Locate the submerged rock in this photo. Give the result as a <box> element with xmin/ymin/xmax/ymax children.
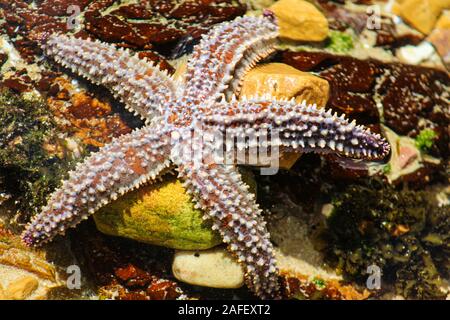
<box><xmin>94</xmin><ymin>175</ymin><xmax>222</xmax><ymax>250</ymax></box>
<box><xmin>0</xmin><ymin>224</ymin><xmax>61</xmax><ymax>300</ymax></box>
<box><xmin>94</xmin><ymin>169</ymin><xmax>256</xmax><ymax>250</ymax></box>
<box><xmin>427</xmin><ymin>11</ymin><xmax>450</xmax><ymax>68</ymax></box>
<box><xmin>239</xmin><ymin>62</ymin><xmax>330</xmax><ymax>169</ymax></box>
<box><xmin>324</xmin><ymin>182</ymin><xmax>449</xmax><ymax>299</ymax></box>
<box><xmin>393</xmin><ymin>0</ymin><xmax>449</xmax><ymax>35</ymax></box>
<box><xmin>68</xmin><ymin>221</ymin><xmax>184</xmax><ymax>300</ymax></box>
<box><xmin>270</xmin><ymin>0</ymin><xmax>329</xmax><ymax>42</ymax></box>
<box><xmin>172</xmin><ymin>247</ymin><xmax>245</xmax><ymax>289</ymax></box>
<box><xmin>5</xmin><ymin>276</ymin><xmax>39</xmax><ymax>300</ymax></box>
<box><xmin>172</xmin><ymin>245</ymin><xmax>370</xmax><ymax>299</ymax></box>
<box><xmin>239</xmin><ymin>63</ymin><xmax>330</xmax><ymax>107</ymax></box>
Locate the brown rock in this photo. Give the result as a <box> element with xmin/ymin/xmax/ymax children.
<box><xmin>6</xmin><ymin>276</ymin><xmax>39</xmax><ymax>300</ymax></box>
<box><xmin>270</xmin><ymin>0</ymin><xmax>329</xmax><ymax>41</ymax></box>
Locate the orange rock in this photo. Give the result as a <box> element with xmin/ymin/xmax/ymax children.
<box><xmin>394</xmin><ymin>0</ymin><xmax>450</xmax><ymax>34</ymax></box>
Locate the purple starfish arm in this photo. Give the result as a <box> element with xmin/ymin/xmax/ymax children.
<box><xmin>201</xmin><ymin>97</ymin><xmax>391</xmax><ymax>161</ymax></box>
<box><xmin>45</xmin><ymin>34</ymin><xmax>177</xmax><ymax>121</ymax></box>
<box><xmin>177</xmin><ymin>152</ymin><xmax>281</xmax><ymax>299</ymax></box>
<box><xmin>22</xmin><ymin>126</ymin><xmax>172</xmax><ymax>246</ymax></box>
<box><xmin>183</xmin><ymin>14</ymin><xmax>278</xmax><ymax>105</ymax></box>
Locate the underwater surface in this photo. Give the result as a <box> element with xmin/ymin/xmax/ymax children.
<box><xmin>0</xmin><ymin>0</ymin><xmax>448</xmax><ymax>300</ymax></box>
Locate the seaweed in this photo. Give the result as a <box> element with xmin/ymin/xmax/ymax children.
<box><xmin>326</xmin><ymin>31</ymin><xmax>354</xmax><ymax>53</ymax></box>
<box><xmin>0</xmin><ymin>88</ymin><xmax>80</xmax><ymax>221</ymax></box>
<box><xmin>414</xmin><ymin>129</ymin><xmax>438</xmax><ymax>153</ymax></box>
<box><xmin>324</xmin><ymin>181</ymin><xmax>449</xmax><ymax>299</ymax></box>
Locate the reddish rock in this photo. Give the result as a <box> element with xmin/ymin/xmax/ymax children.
<box><xmin>85</xmin><ymin>15</ymin><xmax>149</xmax><ymax>47</ymax></box>
<box><xmin>283</xmin><ymin>51</ymin><xmax>381</xmax><ymax>125</ymax></box>
<box><xmin>39</xmin><ymin>0</ymin><xmax>91</xmax><ymax>16</ymax></box>
<box><xmin>110</xmin><ymin>4</ymin><xmax>154</xmax><ymax>19</ymax></box>
<box><xmin>132</xmin><ymin>23</ymin><xmax>184</xmax><ymax>45</ymax></box>
<box><xmin>148</xmin><ymin>0</ymin><xmax>176</xmax><ymax>14</ymax></box>
<box><xmin>0</xmin><ymin>0</ymin><xmax>245</xmax><ymax>73</ymax></box>
<box><xmin>115</xmin><ymin>264</ymin><xmax>153</xmax><ymax>288</ymax></box>
<box><xmin>1</xmin><ymin>77</ymin><xmax>31</xmax><ymax>93</ymax></box>
<box><xmin>69</xmin><ymin>221</ymin><xmax>184</xmax><ymax>300</ymax></box>
<box><xmin>146</xmin><ymin>280</ymin><xmax>181</xmax><ymax>300</ymax></box>
<box><xmin>169</xmin><ymin>0</ymin><xmax>208</xmax><ymax>19</ymax></box>
<box><xmin>28</xmin><ymin>21</ymin><xmax>68</xmax><ymax>42</ymax></box>
<box><xmin>138</xmin><ymin>51</ymin><xmax>176</xmax><ymax>74</ymax></box>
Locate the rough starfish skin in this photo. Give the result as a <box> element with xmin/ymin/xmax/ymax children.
<box><xmin>22</xmin><ymin>13</ymin><xmax>390</xmax><ymax>299</ymax></box>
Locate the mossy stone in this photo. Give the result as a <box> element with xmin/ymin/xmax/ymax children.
<box><xmin>93</xmin><ymin>175</ymin><xmax>223</xmax><ymax>250</ymax></box>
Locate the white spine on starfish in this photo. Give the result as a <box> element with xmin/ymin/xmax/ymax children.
<box><xmin>175</xmin><ymin>148</ymin><xmax>281</xmax><ymax>299</ymax></box>
<box><xmin>200</xmin><ymin>96</ymin><xmax>391</xmax><ymax>161</ymax></box>
<box><xmin>45</xmin><ymin>34</ymin><xmax>178</xmax><ymax>122</ymax></box>
<box><xmin>183</xmin><ymin>15</ymin><xmax>278</xmax><ymax>106</ymax></box>
<box><xmin>22</xmin><ymin>126</ymin><xmax>172</xmax><ymax>246</ymax></box>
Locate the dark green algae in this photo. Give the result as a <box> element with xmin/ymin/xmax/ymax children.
<box><xmin>0</xmin><ymin>88</ymin><xmax>80</xmax><ymax>222</ymax></box>
<box><xmin>324</xmin><ymin>181</ymin><xmax>449</xmax><ymax>299</ymax></box>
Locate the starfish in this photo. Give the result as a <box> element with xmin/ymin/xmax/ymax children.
<box><xmin>22</xmin><ymin>12</ymin><xmax>390</xmax><ymax>299</ymax></box>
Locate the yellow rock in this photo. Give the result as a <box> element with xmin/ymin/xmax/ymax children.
<box><xmin>0</xmin><ymin>283</ymin><xmax>5</xmax><ymax>300</ymax></box>
<box><xmin>0</xmin><ymin>224</ymin><xmax>60</xmax><ymax>300</ymax></box>
<box><xmin>270</xmin><ymin>0</ymin><xmax>329</xmax><ymax>41</ymax></box>
<box><xmin>240</xmin><ymin>63</ymin><xmax>329</xmax><ymax>107</ymax></box>
<box><xmin>435</xmin><ymin>10</ymin><xmax>450</xmax><ymax>28</ymax></box>
<box><xmin>6</xmin><ymin>276</ymin><xmax>39</xmax><ymax>300</ymax></box>
<box><xmin>394</xmin><ymin>0</ymin><xmax>450</xmax><ymax>34</ymax></box>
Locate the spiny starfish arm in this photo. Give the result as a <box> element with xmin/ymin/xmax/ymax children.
<box><xmin>183</xmin><ymin>14</ymin><xmax>278</xmax><ymax>106</ymax></box>
<box><xmin>176</xmin><ymin>152</ymin><xmax>281</xmax><ymax>299</ymax></box>
<box><xmin>200</xmin><ymin>97</ymin><xmax>391</xmax><ymax>161</ymax></box>
<box><xmin>22</xmin><ymin>126</ymin><xmax>172</xmax><ymax>246</ymax></box>
<box><xmin>44</xmin><ymin>34</ymin><xmax>177</xmax><ymax>122</ymax></box>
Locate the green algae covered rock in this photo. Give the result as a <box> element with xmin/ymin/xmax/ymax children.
<box><xmin>93</xmin><ymin>175</ymin><xmax>222</xmax><ymax>250</ymax></box>
<box><xmin>94</xmin><ymin>169</ymin><xmax>257</xmax><ymax>250</ymax></box>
